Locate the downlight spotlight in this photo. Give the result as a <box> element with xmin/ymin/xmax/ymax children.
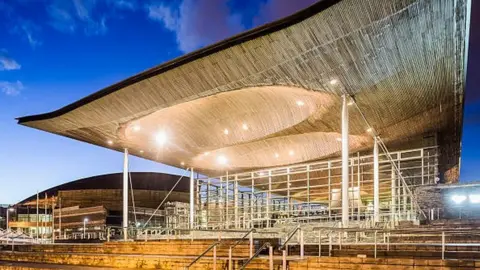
<box><xmin>451</xmin><ymin>195</ymin><xmax>467</xmax><ymax>204</ymax></box>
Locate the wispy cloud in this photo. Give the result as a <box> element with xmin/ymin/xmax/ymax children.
<box><xmin>109</xmin><ymin>0</ymin><xmax>137</xmax><ymax>11</ymax></box>
<box><xmin>13</xmin><ymin>20</ymin><xmax>42</xmax><ymax>49</ymax></box>
<box><xmin>147</xmin><ymin>0</ymin><xmax>245</xmax><ymax>53</ymax></box>
<box><xmin>0</xmin><ymin>81</ymin><xmax>24</xmax><ymax>96</ymax></box>
<box><xmin>0</xmin><ymin>50</ymin><xmax>21</xmax><ymax>71</ymax></box>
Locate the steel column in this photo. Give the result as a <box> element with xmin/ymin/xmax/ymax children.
<box><xmin>123</xmin><ymin>148</ymin><xmax>129</xmax><ymax>241</ymax></box>
<box><xmin>341</xmin><ymin>94</ymin><xmax>350</xmax><ymax>226</ymax></box>
<box><xmin>190</xmin><ymin>168</ymin><xmax>195</xmax><ymax>229</ymax></box>
<box><xmin>373</xmin><ymin>137</ymin><xmax>380</xmax><ymax>223</ymax></box>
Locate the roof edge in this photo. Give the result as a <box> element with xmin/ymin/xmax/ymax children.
<box><xmin>17</xmin><ymin>0</ymin><xmax>342</xmax><ymax>124</ymax></box>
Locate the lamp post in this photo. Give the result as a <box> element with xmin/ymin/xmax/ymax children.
<box><xmin>83</xmin><ymin>218</ymin><xmax>88</xmax><ymax>239</ymax></box>
<box><xmin>6</xmin><ymin>208</ymin><xmax>14</xmax><ymax>230</ymax></box>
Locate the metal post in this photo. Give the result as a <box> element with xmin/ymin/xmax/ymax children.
<box><xmin>228</xmin><ymin>247</ymin><xmax>233</xmax><ymax>270</ymax></box>
<box><xmin>421</xmin><ymin>149</ymin><xmax>425</xmax><ymax>185</ymax></box>
<box><xmin>341</xmin><ymin>94</ymin><xmax>350</xmax><ymax>227</ymax></box>
<box><xmin>123</xmin><ymin>148</ymin><xmax>129</xmax><ymax>241</ymax></box>
<box><xmin>6</xmin><ymin>208</ymin><xmax>9</xmax><ymax>230</ymax></box>
<box><xmin>213</xmin><ymin>246</ymin><xmax>217</xmax><ymax>270</ymax></box>
<box><xmin>373</xmin><ymin>137</ymin><xmax>380</xmax><ymax>223</ymax></box>
<box><xmin>226</xmin><ymin>171</ymin><xmax>229</xmax><ymax>228</ymax></box>
<box><xmin>206</xmin><ymin>179</ymin><xmax>210</xmax><ymax>227</ymax></box>
<box><xmin>249</xmin><ymin>231</ymin><xmax>254</xmax><ymax>257</ymax></box>
<box><xmin>251</xmin><ymin>173</ymin><xmax>254</xmax><ymax>229</ymax></box>
<box><xmin>357</xmin><ymin>152</ymin><xmax>361</xmax><ymax>221</ymax></box>
<box><xmin>328</xmin><ymin>161</ymin><xmax>331</xmax><ymax>219</ymax></box>
<box><xmin>234</xmin><ymin>175</ymin><xmax>239</xmax><ymax>229</ymax></box>
<box><xmin>300</xmin><ymin>228</ymin><xmax>304</xmax><ymax>259</ymax></box>
<box><xmin>59</xmin><ymin>197</ymin><xmax>62</xmax><ymax>239</ymax></box>
<box><xmin>282</xmin><ymin>250</ymin><xmax>287</xmax><ymax>270</ymax></box>
<box><xmin>391</xmin><ymin>166</ymin><xmax>396</xmax><ymax>221</ymax></box>
<box><xmin>318</xmin><ymin>230</ymin><xmax>322</xmax><ymax>257</ymax></box>
<box><xmin>287</xmin><ymin>168</ymin><xmax>291</xmax><ymax>219</ymax></box>
<box><xmin>307</xmin><ymin>165</ymin><xmax>311</xmax><ymax>221</ymax></box>
<box><xmin>190</xmin><ymin>168</ymin><xmax>195</xmax><ymax>229</ymax></box>
<box><xmin>267</xmin><ymin>171</ymin><xmax>271</xmax><ymax>228</ymax></box>
<box><xmin>442</xmin><ymin>231</ymin><xmax>445</xmax><ymax>260</ymax></box>
<box><xmin>374</xmin><ymin>230</ymin><xmax>377</xmax><ymax>258</ymax></box>
<box><xmin>269</xmin><ymin>246</ymin><xmax>273</xmax><ymax>270</ymax></box>
<box><xmin>328</xmin><ymin>234</ymin><xmax>332</xmax><ymax>257</ymax></box>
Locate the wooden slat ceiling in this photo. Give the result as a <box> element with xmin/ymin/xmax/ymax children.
<box><xmin>17</xmin><ymin>0</ymin><xmax>467</xmax><ymax>177</ymax></box>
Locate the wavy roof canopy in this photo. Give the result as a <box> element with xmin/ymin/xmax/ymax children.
<box><xmin>18</xmin><ymin>0</ymin><xmax>468</xmax><ymax>176</ymax></box>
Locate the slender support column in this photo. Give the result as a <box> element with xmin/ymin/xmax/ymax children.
<box><xmin>234</xmin><ymin>175</ymin><xmax>239</xmax><ymax>229</ymax></box>
<box><xmin>267</xmin><ymin>171</ymin><xmax>271</xmax><ymax>228</ymax></box>
<box><xmin>357</xmin><ymin>152</ymin><xmax>361</xmax><ymax>221</ymax></box>
<box><xmin>328</xmin><ymin>162</ymin><xmax>331</xmax><ymax>219</ymax></box>
<box><xmin>250</xmin><ymin>173</ymin><xmax>254</xmax><ymax>228</ymax></box>
<box><xmin>391</xmin><ymin>166</ymin><xmax>396</xmax><ymax>220</ymax></box>
<box><xmin>226</xmin><ymin>172</ymin><xmax>229</xmax><ymax>228</ymax></box>
<box><xmin>36</xmin><ymin>191</ymin><xmax>39</xmax><ymax>240</ymax></box>
<box><xmin>341</xmin><ymin>94</ymin><xmax>350</xmax><ymax>226</ymax></box>
<box><xmin>307</xmin><ymin>165</ymin><xmax>311</xmax><ymax>220</ymax></box>
<box><xmin>190</xmin><ymin>168</ymin><xmax>195</xmax><ymax>229</ymax></box>
<box><xmin>421</xmin><ymin>149</ymin><xmax>425</xmax><ymax>185</ymax></box>
<box><xmin>373</xmin><ymin>137</ymin><xmax>380</xmax><ymax>223</ymax></box>
<box><xmin>123</xmin><ymin>149</ymin><xmax>129</xmax><ymax>241</ymax></box>
<box><xmin>206</xmin><ymin>179</ymin><xmax>210</xmax><ymax>227</ymax></box>
<box><xmin>287</xmin><ymin>168</ymin><xmax>291</xmax><ymax>219</ymax></box>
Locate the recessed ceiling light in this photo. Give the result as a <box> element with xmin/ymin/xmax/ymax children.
<box><xmin>132</xmin><ymin>125</ymin><xmax>141</xmax><ymax>132</ymax></box>
<box><xmin>330</xmin><ymin>79</ymin><xmax>338</xmax><ymax>85</ymax></box>
<box><xmin>366</xmin><ymin>128</ymin><xmax>373</xmax><ymax>133</ymax></box>
<box><xmin>274</xmin><ymin>153</ymin><xmax>279</xmax><ymax>158</ymax></box>
<box><xmin>242</xmin><ymin>123</ymin><xmax>248</xmax><ymax>130</ymax></box>
<box><xmin>347</xmin><ymin>100</ymin><xmax>354</xmax><ymax>106</ymax></box>
<box><xmin>140</xmin><ymin>150</ymin><xmax>144</xmax><ymax>153</ymax></box>
<box><xmin>296</xmin><ymin>100</ymin><xmax>305</xmax><ymax>107</ymax></box>
<box><xmin>155</xmin><ymin>131</ymin><xmax>167</xmax><ymax>146</ymax></box>
<box><xmin>289</xmin><ymin>150</ymin><xmax>295</xmax><ymax>156</ymax></box>
<box><xmin>204</xmin><ymin>152</ymin><xmax>210</xmax><ymax>156</ymax></box>
<box><xmin>336</xmin><ymin>138</ymin><xmax>342</xmax><ymax>142</ymax></box>
<box><xmin>223</xmin><ymin>129</ymin><xmax>229</xmax><ymax>135</ymax></box>
<box><xmin>107</xmin><ymin>140</ymin><xmax>113</xmax><ymax>145</ymax></box>
<box><xmin>217</xmin><ymin>155</ymin><xmax>228</xmax><ymax>165</ymax></box>
<box><xmin>181</xmin><ymin>161</ymin><xmax>185</xmax><ymax>166</ymax></box>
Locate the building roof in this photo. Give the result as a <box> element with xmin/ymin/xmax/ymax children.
<box><xmin>18</xmin><ymin>172</ymin><xmax>189</xmax><ymax>204</ymax></box>
<box><xmin>17</xmin><ymin>0</ymin><xmax>468</xmax><ymax>176</ymax></box>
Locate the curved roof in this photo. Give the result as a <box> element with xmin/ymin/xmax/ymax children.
<box><xmin>17</xmin><ymin>0</ymin><xmax>468</xmax><ymax>177</ymax></box>
<box><xmin>19</xmin><ymin>172</ymin><xmax>189</xmax><ymax>204</ymax></box>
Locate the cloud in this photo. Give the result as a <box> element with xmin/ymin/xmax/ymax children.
<box><xmin>0</xmin><ymin>50</ymin><xmax>21</xmax><ymax>71</ymax></box>
<box><xmin>47</xmin><ymin>4</ymin><xmax>77</xmax><ymax>33</ymax></box>
<box><xmin>13</xmin><ymin>20</ymin><xmax>42</xmax><ymax>48</ymax></box>
<box><xmin>253</xmin><ymin>0</ymin><xmax>318</xmax><ymax>26</ymax></box>
<box><xmin>110</xmin><ymin>0</ymin><xmax>137</xmax><ymax>11</ymax></box>
<box><xmin>0</xmin><ymin>81</ymin><xmax>24</xmax><ymax>96</ymax></box>
<box><xmin>147</xmin><ymin>0</ymin><xmax>245</xmax><ymax>53</ymax></box>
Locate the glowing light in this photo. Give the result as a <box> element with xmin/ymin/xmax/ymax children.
<box><xmin>330</xmin><ymin>79</ymin><xmax>338</xmax><ymax>85</ymax></box>
<box><xmin>217</xmin><ymin>155</ymin><xmax>228</xmax><ymax>165</ymax></box>
<box><xmin>204</xmin><ymin>152</ymin><xmax>210</xmax><ymax>156</ymax></box>
<box><xmin>155</xmin><ymin>131</ymin><xmax>168</xmax><ymax>146</ymax></box>
<box><xmin>274</xmin><ymin>153</ymin><xmax>279</xmax><ymax>159</ymax></box>
<box><xmin>223</xmin><ymin>129</ymin><xmax>229</xmax><ymax>135</ymax></box>
<box><xmin>347</xmin><ymin>100</ymin><xmax>354</xmax><ymax>106</ymax></box>
<box><xmin>289</xmin><ymin>150</ymin><xmax>295</xmax><ymax>156</ymax></box>
<box><xmin>452</xmin><ymin>195</ymin><xmax>467</xmax><ymax>204</ymax></box>
<box><xmin>242</xmin><ymin>123</ymin><xmax>249</xmax><ymax>130</ymax></box>
<box><xmin>107</xmin><ymin>140</ymin><xmax>113</xmax><ymax>145</ymax></box>
<box><xmin>139</xmin><ymin>150</ymin><xmax>144</xmax><ymax>154</ymax></box>
<box><xmin>258</xmin><ymin>171</ymin><xmax>265</xmax><ymax>176</ymax></box>
<box><xmin>84</xmin><ymin>218</ymin><xmax>89</xmax><ymax>222</ymax></box>
<box><xmin>296</xmin><ymin>100</ymin><xmax>305</xmax><ymax>107</ymax></box>
<box><xmin>366</xmin><ymin>127</ymin><xmax>373</xmax><ymax>133</ymax></box>
<box><xmin>132</xmin><ymin>125</ymin><xmax>141</xmax><ymax>132</ymax></box>
<box><xmin>470</xmin><ymin>194</ymin><xmax>480</xmax><ymax>204</ymax></box>
<box><xmin>336</xmin><ymin>138</ymin><xmax>342</xmax><ymax>142</ymax></box>
<box><xmin>181</xmin><ymin>161</ymin><xmax>185</xmax><ymax>166</ymax></box>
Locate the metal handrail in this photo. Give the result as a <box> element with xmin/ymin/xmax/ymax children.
<box><xmin>184</xmin><ymin>241</ymin><xmax>221</xmax><ymax>269</ymax></box>
<box><xmin>240</xmin><ymin>242</ymin><xmax>271</xmax><ymax>270</ymax></box>
<box><xmin>230</xmin><ymin>228</ymin><xmax>255</xmax><ymax>250</ymax></box>
<box><xmin>278</xmin><ymin>225</ymin><xmax>300</xmax><ymax>250</ymax></box>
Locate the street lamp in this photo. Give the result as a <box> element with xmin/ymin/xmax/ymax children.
<box><xmin>83</xmin><ymin>218</ymin><xmax>88</xmax><ymax>239</ymax></box>
<box><xmin>6</xmin><ymin>208</ymin><xmax>14</xmax><ymax>230</ymax></box>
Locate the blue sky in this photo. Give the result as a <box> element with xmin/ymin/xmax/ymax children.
<box><xmin>0</xmin><ymin>0</ymin><xmax>478</xmax><ymax>204</ymax></box>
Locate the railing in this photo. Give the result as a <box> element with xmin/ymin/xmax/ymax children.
<box><xmin>184</xmin><ymin>241</ymin><xmax>220</xmax><ymax>270</ymax></box>
<box><xmin>278</xmin><ymin>225</ymin><xmax>304</xmax><ymax>259</ymax></box>
<box><xmin>228</xmin><ymin>228</ymin><xmax>255</xmax><ymax>270</ymax></box>
<box><xmin>240</xmin><ymin>242</ymin><xmax>272</xmax><ymax>270</ymax></box>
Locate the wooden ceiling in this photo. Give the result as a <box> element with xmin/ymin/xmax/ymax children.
<box><xmin>17</xmin><ymin>0</ymin><xmax>468</xmax><ymax>177</ymax></box>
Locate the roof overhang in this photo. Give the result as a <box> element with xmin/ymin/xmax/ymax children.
<box><xmin>18</xmin><ymin>0</ymin><xmax>468</xmax><ymax>177</ymax></box>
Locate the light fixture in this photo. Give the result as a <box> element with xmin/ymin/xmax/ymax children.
<box><xmin>242</xmin><ymin>123</ymin><xmax>249</xmax><ymax>130</ymax></box>
<box><xmin>181</xmin><ymin>161</ymin><xmax>185</xmax><ymax>166</ymax></box>
<box><xmin>84</xmin><ymin>218</ymin><xmax>89</xmax><ymax>223</ymax></box>
<box><xmin>258</xmin><ymin>172</ymin><xmax>264</xmax><ymax>176</ymax></box>
<box><xmin>139</xmin><ymin>150</ymin><xmax>144</xmax><ymax>154</ymax></box>
<box><xmin>336</xmin><ymin>138</ymin><xmax>342</xmax><ymax>142</ymax></box>
<box><xmin>366</xmin><ymin>127</ymin><xmax>373</xmax><ymax>133</ymax></box>
<box><xmin>223</xmin><ymin>129</ymin><xmax>229</xmax><ymax>135</ymax></box>
<box><xmin>107</xmin><ymin>140</ymin><xmax>113</xmax><ymax>145</ymax></box>
<box><xmin>204</xmin><ymin>152</ymin><xmax>210</xmax><ymax>156</ymax></box>
<box><xmin>452</xmin><ymin>195</ymin><xmax>467</xmax><ymax>204</ymax></box>
<box><xmin>274</xmin><ymin>153</ymin><xmax>279</xmax><ymax>159</ymax></box>
<box><xmin>296</xmin><ymin>100</ymin><xmax>305</xmax><ymax>107</ymax></box>
<box><xmin>132</xmin><ymin>125</ymin><xmax>141</xmax><ymax>132</ymax></box>
<box><xmin>330</xmin><ymin>79</ymin><xmax>338</xmax><ymax>85</ymax></box>
<box><xmin>347</xmin><ymin>100</ymin><xmax>354</xmax><ymax>106</ymax></box>
<box><xmin>470</xmin><ymin>194</ymin><xmax>480</xmax><ymax>204</ymax></box>
<box><xmin>289</xmin><ymin>150</ymin><xmax>295</xmax><ymax>156</ymax></box>
<box><xmin>155</xmin><ymin>131</ymin><xmax>168</xmax><ymax>146</ymax></box>
<box><xmin>217</xmin><ymin>155</ymin><xmax>228</xmax><ymax>165</ymax></box>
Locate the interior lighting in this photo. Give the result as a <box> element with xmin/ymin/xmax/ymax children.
<box><xmin>204</xmin><ymin>152</ymin><xmax>210</xmax><ymax>156</ymax></box>
<box><xmin>347</xmin><ymin>100</ymin><xmax>354</xmax><ymax>106</ymax></box>
<box><xmin>107</xmin><ymin>140</ymin><xmax>113</xmax><ymax>145</ymax></box>
<box><xmin>274</xmin><ymin>153</ymin><xmax>279</xmax><ymax>159</ymax></box>
<box><xmin>366</xmin><ymin>127</ymin><xmax>373</xmax><ymax>133</ymax></box>
<box><xmin>296</xmin><ymin>100</ymin><xmax>305</xmax><ymax>107</ymax></box>
<box><xmin>336</xmin><ymin>138</ymin><xmax>342</xmax><ymax>142</ymax></box>
<box><xmin>139</xmin><ymin>150</ymin><xmax>144</xmax><ymax>154</ymax></box>
<box><xmin>155</xmin><ymin>131</ymin><xmax>168</xmax><ymax>146</ymax></box>
<box><xmin>132</xmin><ymin>125</ymin><xmax>141</xmax><ymax>132</ymax></box>
<box><xmin>242</xmin><ymin>123</ymin><xmax>249</xmax><ymax>130</ymax></box>
<box><xmin>289</xmin><ymin>150</ymin><xmax>295</xmax><ymax>156</ymax></box>
<box><xmin>452</xmin><ymin>195</ymin><xmax>467</xmax><ymax>204</ymax></box>
<box><xmin>330</xmin><ymin>79</ymin><xmax>338</xmax><ymax>85</ymax></box>
<box><xmin>181</xmin><ymin>161</ymin><xmax>185</xmax><ymax>166</ymax></box>
<box><xmin>469</xmin><ymin>194</ymin><xmax>480</xmax><ymax>204</ymax></box>
<box><xmin>224</xmin><ymin>129</ymin><xmax>229</xmax><ymax>135</ymax></box>
<box><xmin>217</xmin><ymin>155</ymin><xmax>228</xmax><ymax>165</ymax></box>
